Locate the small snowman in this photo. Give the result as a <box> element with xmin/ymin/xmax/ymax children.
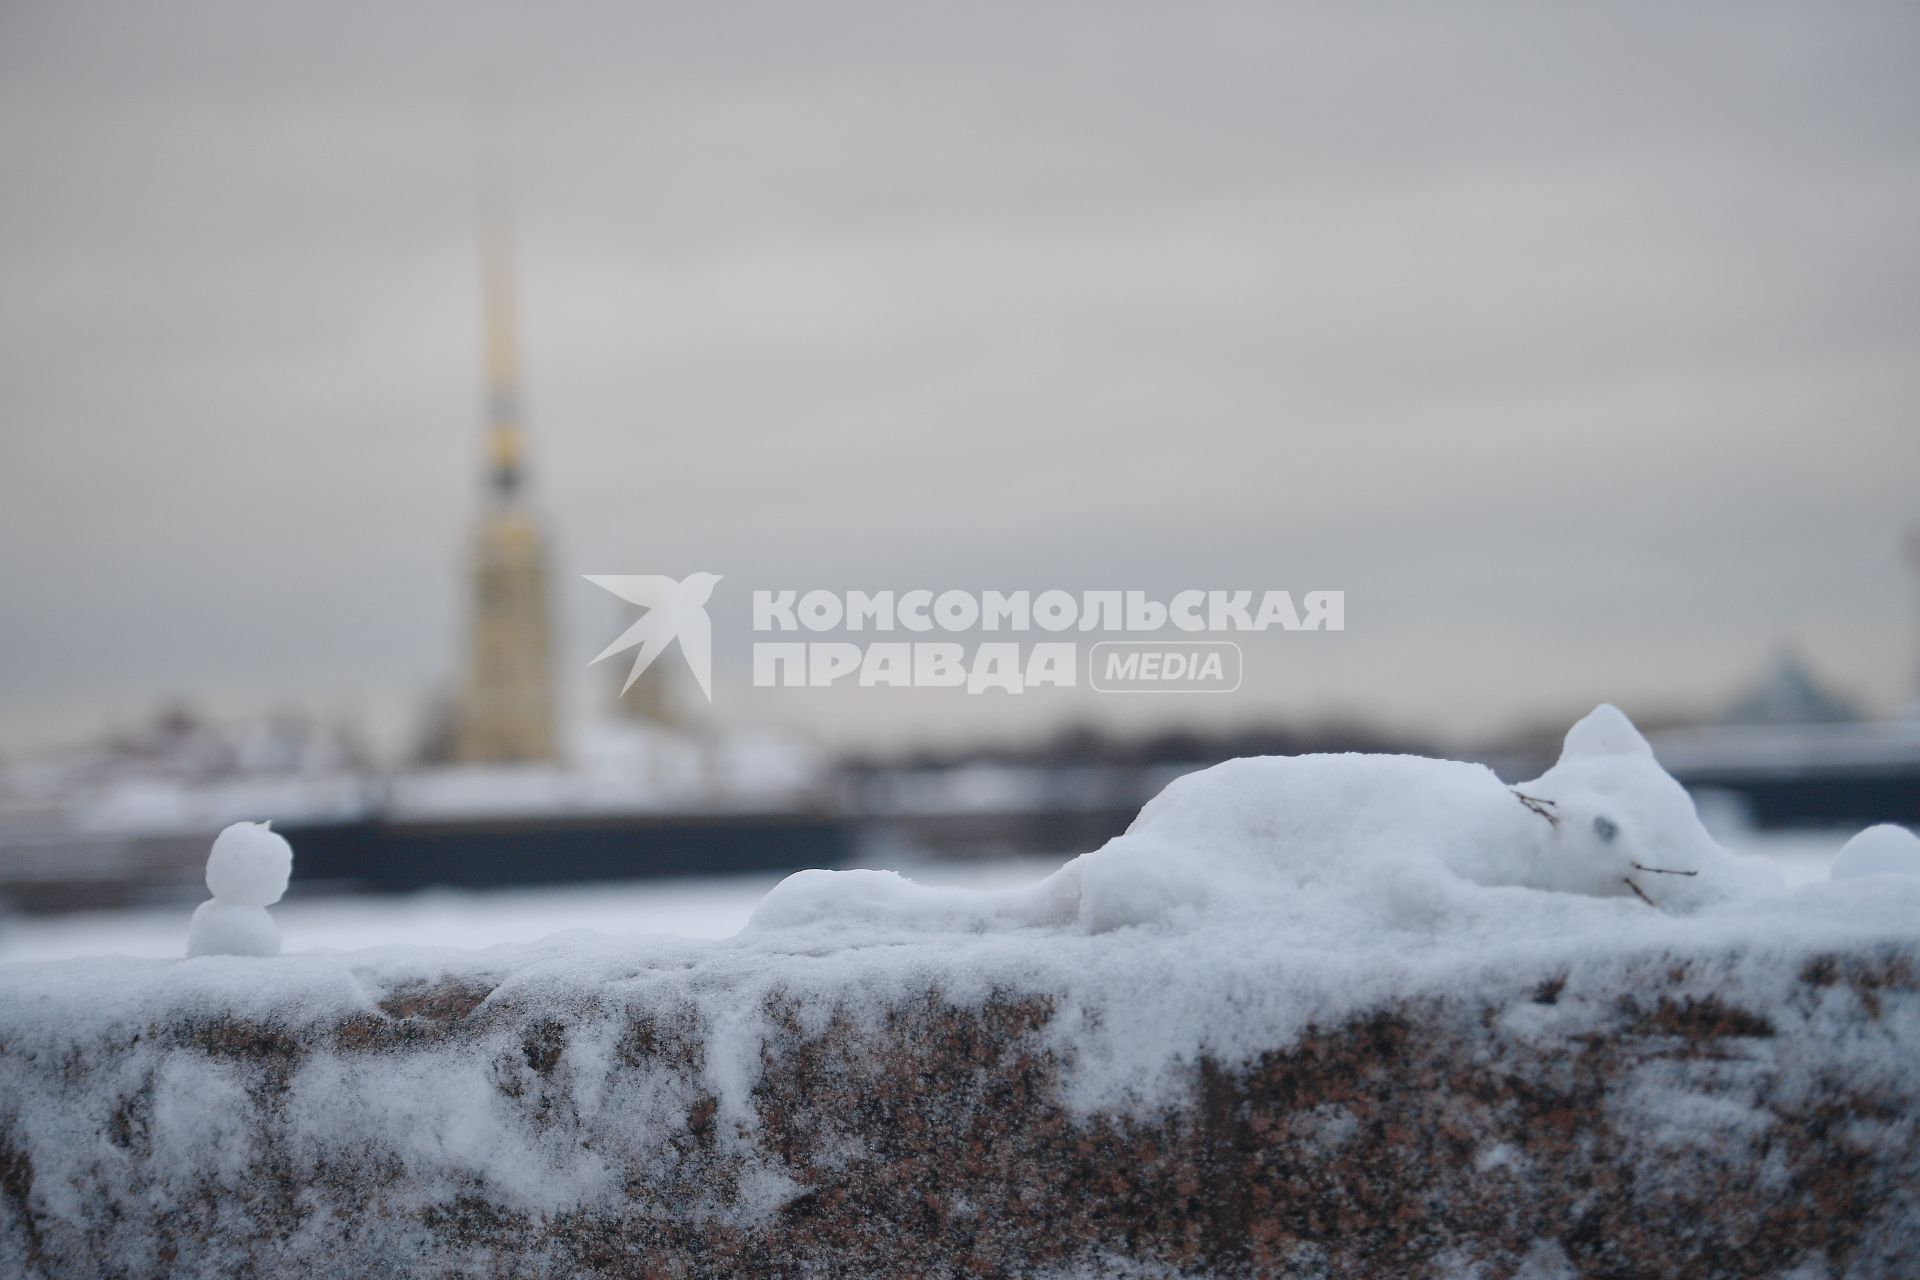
<box><xmin>186</xmin><ymin>821</ymin><xmax>293</xmax><ymax>957</ymax></box>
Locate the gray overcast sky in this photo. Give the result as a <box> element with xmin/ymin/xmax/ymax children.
<box><xmin>1</xmin><ymin>1</ymin><xmax>1917</xmax><ymax>754</ymax></box>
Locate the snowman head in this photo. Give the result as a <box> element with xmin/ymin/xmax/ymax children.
<box><xmin>1515</xmin><ymin>705</ymin><xmax>1728</xmax><ymax>907</ymax></box>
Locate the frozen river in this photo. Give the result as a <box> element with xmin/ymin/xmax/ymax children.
<box><xmin>0</xmin><ymin>832</ymin><xmax>1851</xmax><ymax>964</ymax></box>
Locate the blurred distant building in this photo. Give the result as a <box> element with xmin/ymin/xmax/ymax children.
<box><xmin>446</xmin><ymin>186</ymin><xmax>558</xmax><ymax>764</ymax></box>
<box><xmin>612</xmin><ymin>650</ymin><xmax>682</xmax><ymax>728</ymax></box>
<box><xmin>1645</xmin><ymin>645</ymin><xmax>1916</xmax><ymax>831</ymax></box>
<box><xmin>1720</xmin><ymin>649</ymin><xmax>1863</xmax><ymax>727</ymax></box>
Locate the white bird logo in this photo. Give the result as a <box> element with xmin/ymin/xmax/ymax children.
<box><xmin>583</xmin><ymin>572</ymin><xmax>723</xmax><ymax>702</ymax></box>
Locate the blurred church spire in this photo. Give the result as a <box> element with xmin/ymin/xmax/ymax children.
<box><xmin>447</xmin><ymin>127</ymin><xmax>559</xmax><ymax>764</ymax></box>
<box><xmin>480</xmin><ymin>160</ymin><xmax>526</xmax><ymax>499</ymax></box>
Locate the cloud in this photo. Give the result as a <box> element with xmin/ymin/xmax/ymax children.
<box><xmin>1</xmin><ymin>0</ymin><xmax>1917</xmax><ymax>749</ymax></box>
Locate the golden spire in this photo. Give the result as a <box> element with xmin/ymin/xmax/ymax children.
<box><xmin>443</xmin><ymin>116</ymin><xmax>560</xmax><ymax>766</ymax></box>
<box><xmin>478</xmin><ymin>136</ymin><xmax>525</xmax><ymax>499</ymax></box>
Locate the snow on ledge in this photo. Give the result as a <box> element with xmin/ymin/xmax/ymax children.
<box><xmin>2</xmin><ymin>707</ymin><xmax>1918</xmax><ymax>1274</ymax></box>
<box><xmin>4</xmin><ymin>705</ymin><xmax>1917</xmax><ymax>1111</ymax></box>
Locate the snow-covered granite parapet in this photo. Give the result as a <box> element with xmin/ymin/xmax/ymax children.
<box><xmin>3</xmin><ymin>707</ymin><xmax>1917</xmax><ymax>1277</ymax></box>
<box><xmin>3</xmin><ymin>920</ymin><xmax>1916</xmax><ymax>1278</ymax></box>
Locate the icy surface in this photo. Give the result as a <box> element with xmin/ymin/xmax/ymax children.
<box><xmin>0</xmin><ymin>859</ymin><xmax>1068</xmax><ymax>961</ymax></box>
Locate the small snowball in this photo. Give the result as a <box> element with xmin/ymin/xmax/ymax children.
<box><xmin>205</xmin><ymin>821</ymin><xmax>293</xmax><ymax>906</ymax></box>
<box><xmin>749</xmin><ymin>869</ymin><xmax>916</xmax><ymax>931</ymax></box>
<box><xmin>186</xmin><ymin>901</ymin><xmax>281</xmax><ymax>958</ymax></box>
<box><xmin>1832</xmin><ymin>824</ymin><xmax>1920</xmax><ymax>881</ymax></box>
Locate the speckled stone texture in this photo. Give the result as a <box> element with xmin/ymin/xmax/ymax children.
<box><xmin>3</xmin><ymin>948</ymin><xmax>1916</xmax><ymax>1279</ymax></box>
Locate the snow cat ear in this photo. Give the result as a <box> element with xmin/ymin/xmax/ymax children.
<box><xmin>1561</xmin><ymin>704</ymin><xmax>1654</xmax><ymax>760</ymax></box>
